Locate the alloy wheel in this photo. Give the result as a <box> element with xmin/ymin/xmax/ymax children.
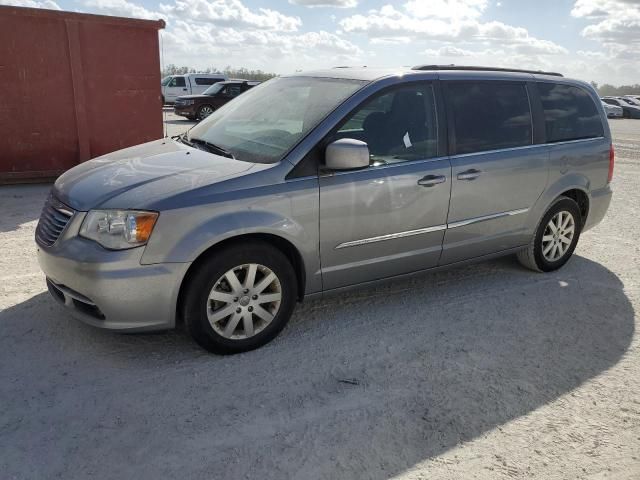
<box><xmin>541</xmin><ymin>210</ymin><xmax>575</xmax><ymax>262</ymax></box>
<box><xmin>199</xmin><ymin>106</ymin><xmax>214</xmax><ymax>119</ymax></box>
<box><xmin>207</xmin><ymin>264</ymin><xmax>282</xmax><ymax>339</ymax></box>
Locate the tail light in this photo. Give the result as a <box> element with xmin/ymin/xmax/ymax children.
<box><xmin>608</xmin><ymin>143</ymin><xmax>615</xmax><ymax>183</ymax></box>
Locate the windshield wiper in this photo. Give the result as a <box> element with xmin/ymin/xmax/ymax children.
<box><xmin>172</xmin><ymin>134</ymin><xmax>235</xmax><ymax>159</ymax></box>
<box><xmin>172</xmin><ymin>133</ymin><xmax>194</xmax><ymax>147</ymax></box>
<box><xmin>189</xmin><ymin>138</ymin><xmax>235</xmax><ymax>159</ymax></box>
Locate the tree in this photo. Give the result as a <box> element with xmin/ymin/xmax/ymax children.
<box><xmin>592</xmin><ymin>82</ymin><xmax>640</xmax><ymax>97</ymax></box>
<box><xmin>161</xmin><ymin>64</ymin><xmax>277</xmax><ymax>81</ymax></box>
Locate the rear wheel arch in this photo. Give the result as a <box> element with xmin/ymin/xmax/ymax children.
<box><xmin>560</xmin><ymin>188</ymin><xmax>590</xmax><ymax>226</ymax></box>
<box><xmin>176</xmin><ymin>233</ymin><xmax>306</xmax><ymax>325</ymax></box>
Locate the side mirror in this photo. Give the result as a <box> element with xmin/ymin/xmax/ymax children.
<box><xmin>325</xmin><ymin>139</ymin><xmax>370</xmax><ymax>170</ymax></box>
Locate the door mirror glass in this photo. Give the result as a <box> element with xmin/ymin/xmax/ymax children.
<box><xmin>325</xmin><ymin>139</ymin><xmax>370</xmax><ymax>170</ymax></box>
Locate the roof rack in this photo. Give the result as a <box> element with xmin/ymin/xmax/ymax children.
<box><xmin>411</xmin><ymin>65</ymin><xmax>563</xmax><ymax>77</ymax></box>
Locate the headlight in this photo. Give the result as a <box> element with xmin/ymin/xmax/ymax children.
<box><xmin>80</xmin><ymin>210</ymin><xmax>158</xmax><ymax>250</ymax></box>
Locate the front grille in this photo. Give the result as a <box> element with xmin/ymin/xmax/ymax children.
<box><xmin>36</xmin><ymin>195</ymin><xmax>74</xmax><ymax>247</ymax></box>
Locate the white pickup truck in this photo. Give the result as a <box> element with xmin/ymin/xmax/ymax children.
<box><xmin>161</xmin><ymin>73</ymin><xmax>227</xmax><ymax>104</ymax></box>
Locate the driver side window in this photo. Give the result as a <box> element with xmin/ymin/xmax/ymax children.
<box><xmin>335</xmin><ymin>83</ymin><xmax>438</xmax><ymax>165</ymax></box>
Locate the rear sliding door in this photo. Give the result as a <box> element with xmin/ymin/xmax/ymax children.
<box><xmin>440</xmin><ymin>80</ymin><xmax>549</xmax><ymax>265</ymax></box>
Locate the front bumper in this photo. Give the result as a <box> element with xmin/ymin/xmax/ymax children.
<box><xmin>37</xmin><ymin>213</ymin><xmax>190</xmax><ymax>332</ymax></box>
<box><xmin>173</xmin><ymin>104</ymin><xmax>196</xmax><ymax>117</ymax></box>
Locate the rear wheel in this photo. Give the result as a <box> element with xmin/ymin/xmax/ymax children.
<box><xmin>182</xmin><ymin>242</ymin><xmax>297</xmax><ymax>354</ymax></box>
<box><xmin>517</xmin><ymin>196</ymin><xmax>582</xmax><ymax>272</ymax></box>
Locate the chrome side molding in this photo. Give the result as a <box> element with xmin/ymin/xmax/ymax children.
<box><xmin>335</xmin><ymin>224</ymin><xmax>447</xmax><ymax>249</ymax></box>
<box><xmin>447</xmin><ymin>208</ymin><xmax>529</xmax><ymax>229</ymax></box>
<box><xmin>335</xmin><ymin>208</ymin><xmax>529</xmax><ymax>249</ymax></box>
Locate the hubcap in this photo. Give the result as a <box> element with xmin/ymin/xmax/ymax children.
<box><xmin>207</xmin><ymin>264</ymin><xmax>282</xmax><ymax>339</ymax></box>
<box><xmin>200</xmin><ymin>106</ymin><xmax>213</xmax><ymax>118</ymax></box>
<box><xmin>541</xmin><ymin>210</ymin><xmax>575</xmax><ymax>262</ymax></box>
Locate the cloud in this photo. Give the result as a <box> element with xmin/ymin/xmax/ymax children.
<box><xmin>288</xmin><ymin>0</ymin><xmax>357</xmax><ymax>8</ymax></box>
<box><xmin>339</xmin><ymin>4</ymin><xmax>568</xmax><ymax>55</ymax></box>
<box><xmin>405</xmin><ymin>0</ymin><xmax>488</xmax><ymax>20</ymax></box>
<box><xmin>569</xmin><ymin>0</ymin><xmax>640</xmax><ymax>82</ymax></box>
<box><xmin>80</xmin><ymin>0</ymin><xmax>162</xmax><ymax>20</ymax></box>
<box><xmin>161</xmin><ymin>20</ymin><xmax>362</xmax><ymax>71</ymax></box>
<box><xmin>159</xmin><ymin>0</ymin><xmax>301</xmax><ymax>31</ymax></box>
<box><xmin>0</xmin><ymin>0</ymin><xmax>60</xmax><ymax>9</ymax></box>
<box><xmin>423</xmin><ymin>46</ymin><xmax>477</xmax><ymax>57</ymax></box>
<box><xmin>571</xmin><ymin>0</ymin><xmax>640</xmax><ymax>45</ymax></box>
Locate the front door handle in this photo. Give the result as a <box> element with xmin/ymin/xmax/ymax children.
<box><xmin>417</xmin><ymin>174</ymin><xmax>446</xmax><ymax>187</ymax></box>
<box><xmin>457</xmin><ymin>169</ymin><xmax>482</xmax><ymax>181</ymax></box>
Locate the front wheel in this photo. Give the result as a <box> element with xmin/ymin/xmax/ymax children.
<box><xmin>517</xmin><ymin>196</ymin><xmax>582</xmax><ymax>272</ymax></box>
<box><xmin>182</xmin><ymin>242</ymin><xmax>298</xmax><ymax>354</ymax></box>
<box><xmin>197</xmin><ymin>104</ymin><xmax>215</xmax><ymax>120</ymax></box>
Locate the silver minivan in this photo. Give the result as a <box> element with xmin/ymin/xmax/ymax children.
<box><xmin>37</xmin><ymin>66</ymin><xmax>614</xmax><ymax>354</ymax></box>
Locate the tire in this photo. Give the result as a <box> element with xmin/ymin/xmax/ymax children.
<box><xmin>182</xmin><ymin>242</ymin><xmax>298</xmax><ymax>354</ymax></box>
<box><xmin>517</xmin><ymin>196</ymin><xmax>582</xmax><ymax>272</ymax></box>
<box><xmin>197</xmin><ymin>104</ymin><xmax>215</xmax><ymax>120</ymax></box>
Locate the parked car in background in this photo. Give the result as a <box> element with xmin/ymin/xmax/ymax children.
<box><xmin>173</xmin><ymin>80</ymin><xmax>260</xmax><ymax>120</ymax></box>
<box><xmin>602</xmin><ymin>97</ymin><xmax>640</xmax><ymax>118</ymax></box>
<box><xmin>624</xmin><ymin>95</ymin><xmax>640</xmax><ymax>103</ymax></box>
<box><xmin>602</xmin><ymin>100</ymin><xmax>623</xmax><ymax>118</ymax></box>
<box><xmin>621</xmin><ymin>96</ymin><xmax>640</xmax><ymax>106</ymax></box>
<box><xmin>36</xmin><ymin>66</ymin><xmax>613</xmax><ymax>354</ymax></box>
<box><xmin>161</xmin><ymin>73</ymin><xmax>227</xmax><ymax>104</ymax></box>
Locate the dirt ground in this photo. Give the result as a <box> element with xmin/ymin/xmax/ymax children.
<box><xmin>0</xmin><ymin>119</ymin><xmax>639</xmax><ymax>480</ymax></box>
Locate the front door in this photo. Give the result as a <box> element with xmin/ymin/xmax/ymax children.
<box><xmin>164</xmin><ymin>76</ymin><xmax>188</xmax><ymax>102</ymax></box>
<box><xmin>440</xmin><ymin>81</ymin><xmax>549</xmax><ymax>265</ymax></box>
<box><xmin>319</xmin><ymin>82</ymin><xmax>452</xmax><ymax>290</ymax></box>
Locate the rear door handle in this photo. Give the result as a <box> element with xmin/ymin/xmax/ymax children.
<box><xmin>457</xmin><ymin>169</ymin><xmax>482</xmax><ymax>181</ymax></box>
<box><xmin>417</xmin><ymin>174</ymin><xmax>446</xmax><ymax>187</ymax></box>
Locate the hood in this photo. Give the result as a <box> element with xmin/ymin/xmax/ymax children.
<box><xmin>176</xmin><ymin>94</ymin><xmax>211</xmax><ymax>100</ymax></box>
<box><xmin>53</xmin><ymin>139</ymin><xmax>270</xmax><ymax>211</ymax></box>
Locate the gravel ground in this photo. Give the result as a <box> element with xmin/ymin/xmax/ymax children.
<box><xmin>1</xmin><ymin>120</ymin><xmax>639</xmax><ymax>480</ymax></box>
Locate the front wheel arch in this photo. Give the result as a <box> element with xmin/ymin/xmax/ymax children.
<box><xmin>176</xmin><ymin>233</ymin><xmax>306</xmax><ymax>325</ymax></box>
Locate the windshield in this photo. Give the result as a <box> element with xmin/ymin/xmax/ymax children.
<box><xmin>188</xmin><ymin>76</ymin><xmax>367</xmax><ymax>163</ymax></box>
<box><xmin>203</xmin><ymin>83</ymin><xmax>225</xmax><ymax>96</ymax></box>
<box><xmin>161</xmin><ymin>76</ymin><xmax>172</xmax><ymax>86</ymax></box>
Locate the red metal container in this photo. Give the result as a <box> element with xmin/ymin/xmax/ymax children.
<box><xmin>0</xmin><ymin>6</ymin><xmax>165</xmax><ymax>183</ymax></box>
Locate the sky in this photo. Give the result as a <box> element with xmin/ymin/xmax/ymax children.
<box><xmin>3</xmin><ymin>0</ymin><xmax>640</xmax><ymax>85</ymax></box>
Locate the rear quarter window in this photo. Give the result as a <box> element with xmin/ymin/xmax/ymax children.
<box><xmin>538</xmin><ymin>83</ymin><xmax>604</xmax><ymax>143</ymax></box>
<box><xmin>447</xmin><ymin>81</ymin><xmax>532</xmax><ymax>155</ymax></box>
